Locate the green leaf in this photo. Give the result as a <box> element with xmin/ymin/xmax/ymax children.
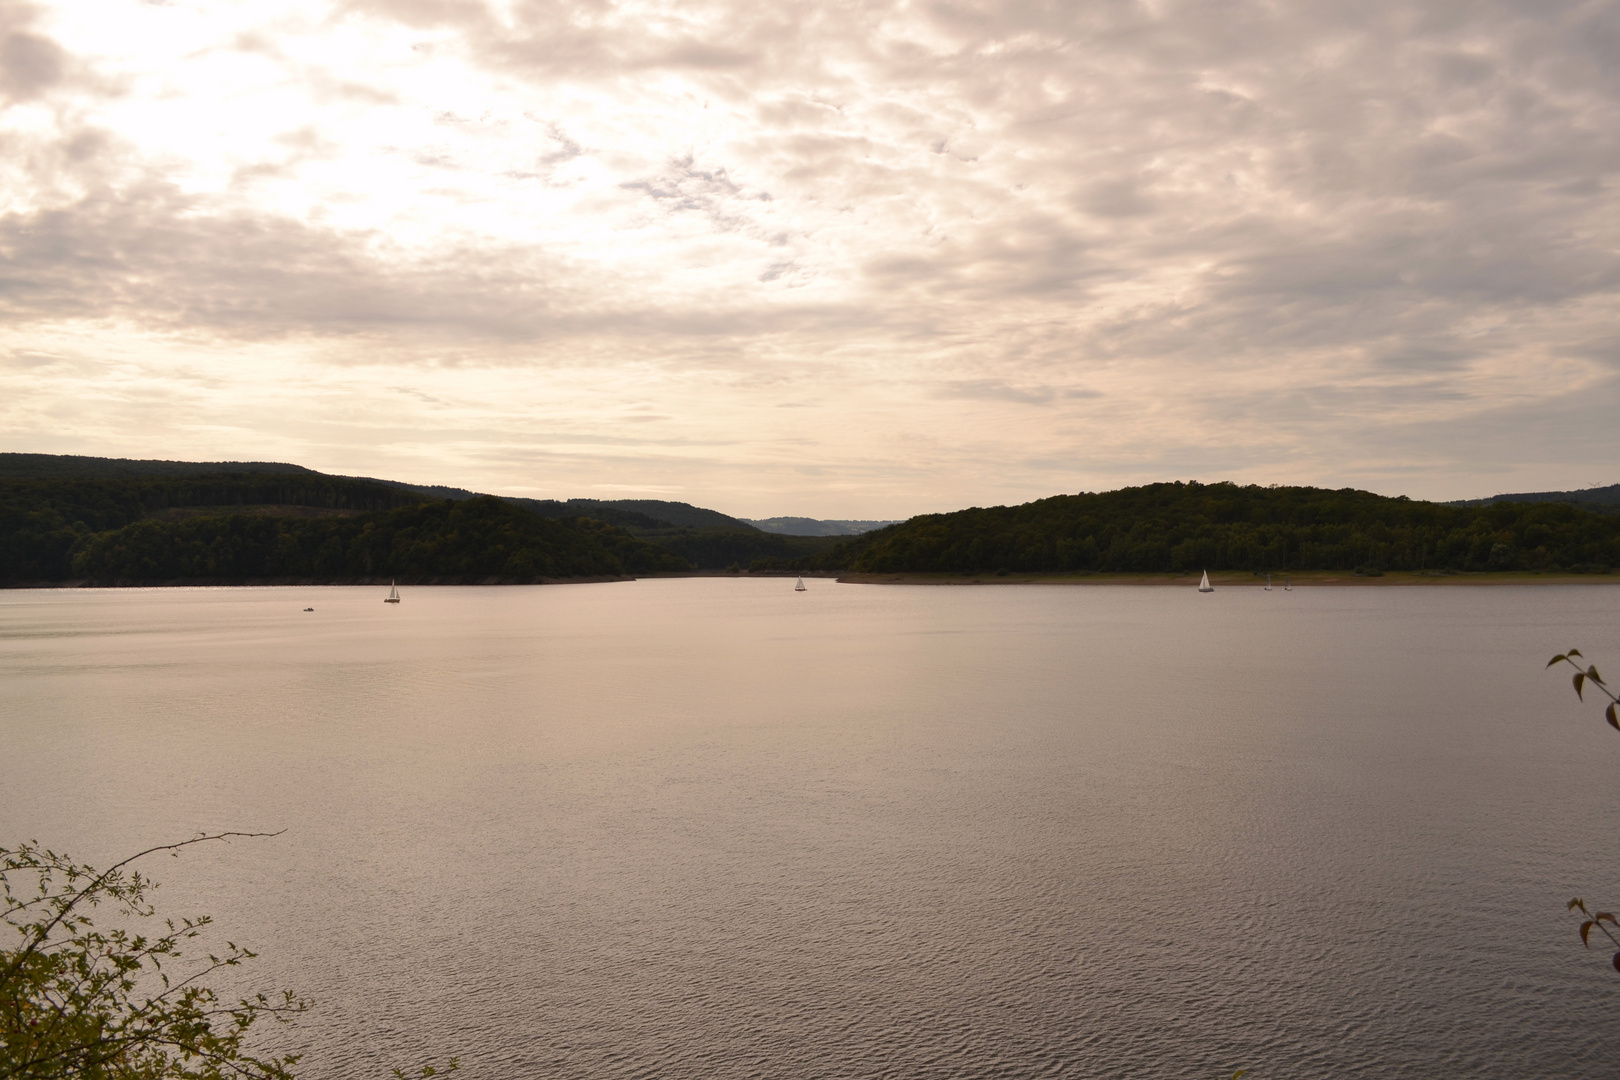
<box><xmin>1589</xmin><ymin>665</ymin><xmax>1605</xmax><ymax>685</ymax></box>
<box><xmin>1607</xmin><ymin>703</ymin><xmax>1617</xmax><ymax>731</ymax></box>
<box><xmin>1575</xmin><ymin>672</ymin><xmax>1586</xmax><ymax>699</ymax></box>
<box><xmin>1570</xmin><ymin>649</ymin><xmax>1584</xmax><ymax>658</ymax></box>
<box><xmin>1549</xmin><ymin>654</ymin><xmax>1568</xmax><ymax>667</ymax></box>
<box><xmin>1582</xmin><ymin>921</ymin><xmax>1594</xmax><ymax>946</ymax></box>
<box><xmin>1597</xmin><ymin>912</ymin><xmax>1616</xmax><ymax>924</ymax></box>
<box><xmin>1570</xmin><ymin>898</ymin><xmax>1587</xmax><ymax>912</ymax></box>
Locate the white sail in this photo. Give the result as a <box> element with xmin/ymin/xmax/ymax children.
<box><xmin>385</xmin><ymin>580</ymin><xmax>401</xmax><ymax>603</ymax></box>
<box><xmin>1198</xmin><ymin>570</ymin><xmax>1213</xmax><ymax>593</ymax></box>
<box><xmin>794</xmin><ymin>576</ymin><xmax>807</xmax><ymax>592</ymax></box>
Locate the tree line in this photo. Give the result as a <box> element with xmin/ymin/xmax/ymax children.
<box><xmin>1</xmin><ymin>476</ymin><xmax>690</xmax><ymax>583</ymax></box>
<box><xmin>514</xmin><ymin>497</ymin><xmax>845</xmax><ymax>568</ymax></box>
<box><xmin>810</xmin><ymin>481</ymin><xmax>1620</xmax><ymax>575</ymax></box>
<box><xmin>1</xmin><ymin>474</ymin><xmax>439</xmax><ymax>581</ymax></box>
<box><xmin>11</xmin><ymin>474</ymin><xmax>1620</xmax><ymax>584</ymax></box>
<box><xmin>77</xmin><ymin>498</ymin><xmax>692</xmax><ymax>582</ymax></box>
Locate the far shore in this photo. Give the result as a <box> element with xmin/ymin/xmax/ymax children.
<box><xmin>0</xmin><ymin>575</ymin><xmax>635</xmax><ymax>589</ymax></box>
<box><xmin>829</xmin><ymin>570</ymin><xmax>1620</xmax><ymax>586</ymax></box>
<box><xmin>7</xmin><ymin>569</ymin><xmax>1617</xmax><ymax>589</ymax></box>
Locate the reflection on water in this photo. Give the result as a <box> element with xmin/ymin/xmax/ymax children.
<box><xmin>2</xmin><ymin>580</ymin><xmax>1619</xmax><ymax>1078</ymax></box>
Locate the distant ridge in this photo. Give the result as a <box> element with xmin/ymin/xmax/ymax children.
<box><xmin>522</xmin><ymin>498</ymin><xmax>758</xmax><ymax>531</ymax></box>
<box><xmin>343</xmin><ymin>475</ymin><xmax>481</xmax><ymax>503</ymax></box>
<box><xmin>810</xmin><ymin>480</ymin><xmax>1620</xmax><ymax>575</ymax></box>
<box><xmin>0</xmin><ymin>455</ymin><xmax>790</xmax><ymax>532</ymax></box>
<box><xmin>1448</xmin><ymin>484</ymin><xmax>1620</xmax><ymax>511</ymax></box>
<box><xmin>0</xmin><ymin>458</ymin><xmax>693</xmax><ymax>583</ymax></box>
<box><xmin>746</xmin><ymin>516</ymin><xmax>902</xmax><ymax>537</ymax></box>
<box><xmin>13</xmin><ymin>458</ymin><xmax>1620</xmax><ymax>579</ymax></box>
<box><xmin>0</xmin><ymin>453</ymin><xmax>828</xmax><ymax>574</ymax></box>
<box><xmin>0</xmin><ymin>452</ymin><xmax>488</xmax><ymax>504</ymax></box>
<box><xmin>0</xmin><ymin>453</ymin><xmax>316</xmax><ymax>479</ymax></box>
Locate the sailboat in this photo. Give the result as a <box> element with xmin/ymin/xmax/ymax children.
<box><xmin>1198</xmin><ymin>570</ymin><xmax>1214</xmax><ymax>593</ymax></box>
<box><xmin>1264</xmin><ymin>574</ymin><xmax>1272</xmax><ymax>591</ymax></box>
<box><xmin>794</xmin><ymin>576</ymin><xmax>807</xmax><ymax>592</ymax></box>
<box><xmin>384</xmin><ymin>580</ymin><xmax>401</xmax><ymax>604</ymax></box>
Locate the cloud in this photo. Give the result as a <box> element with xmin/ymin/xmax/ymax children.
<box><xmin>0</xmin><ymin>1</ymin><xmax>68</xmax><ymax>103</ymax></box>
<box><xmin>0</xmin><ymin>29</ymin><xmax>63</xmax><ymax>100</ymax></box>
<box><xmin>2</xmin><ymin>0</ymin><xmax>1620</xmax><ymax>513</ymax></box>
<box><xmin>937</xmin><ymin>380</ymin><xmax>1058</xmax><ymax>406</ymax></box>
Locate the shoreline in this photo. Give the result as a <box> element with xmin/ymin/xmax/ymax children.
<box><xmin>6</xmin><ymin>570</ymin><xmax>1617</xmax><ymax>589</ymax></box>
<box><xmin>830</xmin><ymin>570</ymin><xmax>1620</xmax><ymax>586</ymax></box>
<box><xmin>0</xmin><ymin>574</ymin><xmax>636</xmax><ymax>589</ymax></box>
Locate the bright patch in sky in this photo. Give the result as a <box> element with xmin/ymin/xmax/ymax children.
<box><xmin>3</xmin><ymin>0</ymin><xmax>1618</xmax><ymax>514</ymax></box>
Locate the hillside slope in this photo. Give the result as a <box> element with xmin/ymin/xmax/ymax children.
<box><xmin>521</xmin><ymin>497</ymin><xmax>757</xmax><ymax>531</ymax></box>
<box><xmin>1449</xmin><ymin>483</ymin><xmax>1620</xmax><ymax>511</ymax></box>
<box><xmin>0</xmin><ymin>452</ymin><xmax>314</xmax><ymax>479</ymax></box>
<box><xmin>814</xmin><ymin>482</ymin><xmax>1620</xmax><ymax>575</ymax></box>
<box><xmin>0</xmin><ymin>455</ymin><xmax>794</xmax><ymax>577</ymax></box>
<box><xmin>514</xmin><ymin>497</ymin><xmax>846</xmax><ymax>568</ymax></box>
<box><xmin>68</xmin><ymin>496</ymin><xmax>688</xmax><ymax>583</ymax></box>
<box><xmin>0</xmin><ymin>473</ymin><xmax>690</xmax><ymax>584</ymax></box>
<box><xmin>746</xmin><ymin>517</ymin><xmax>902</xmax><ymax>536</ymax></box>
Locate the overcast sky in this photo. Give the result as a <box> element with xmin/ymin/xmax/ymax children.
<box><xmin>3</xmin><ymin>0</ymin><xmax>1618</xmax><ymax>516</ymax></box>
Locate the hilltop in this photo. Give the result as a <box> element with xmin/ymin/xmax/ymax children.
<box><xmin>0</xmin><ymin>471</ymin><xmax>689</xmax><ymax>585</ymax></box>
<box><xmin>1447</xmin><ymin>483</ymin><xmax>1620</xmax><ymax>511</ymax></box>
<box><xmin>745</xmin><ymin>516</ymin><xmax>902</xmax><ymax>536</ymax></box>
<box><xmin>0</xmin><ymin>454</ymin><xmax>844</xmax><ymax>582</ymax></box>
<box><xmin>0</xmin><ymin>452</ymin><xmax>316</xmax><ymax>480</ymax></box>
<box><xmin>810</xmin><ymin>481</ymin><xmax>1620</xmax><ymax>576</ymax></box>
<box><xmin>14</xmin><ymin>458</ymin><xmax>1614</xmax><ymax>585</ymax></box>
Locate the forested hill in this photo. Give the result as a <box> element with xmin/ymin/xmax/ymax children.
<box><xmin>519</xmin><ymin>497</ymin><xmax>757</xmax><ymax>531</ymax></box>
<box><xmin>1</xmin><ymin>473</ymin><xmax>689</xmax><ymax>583</ymax></box>
<box><xmin>1448</xmin><ymin>483</ymin><xmax>1620</xmax><ymax>511</ymax></box>
<box><xmin>0</xmin><ymin>452</ymin><xmax>314</xmax><ymax>479</ymax></box>
<box><xmin>0</xmin><ymin>458</ymin><xmax>839</xmax><ymax>578</ymax></box>
<box><xmin>814</xmin><ymin>482</ymin><xmax>1620</xmax><ymax>575</ymax></box>
<box><xmin>1</xmin><ymin>452</ymin><xmax>482</xmax><ymax>503</ymax></box>
<box><xmin>746</xmin><ymin>517</ymin><xmax>902</xmax><ymax>536</ymax></box>
<box><xmin>505</xmin><ymin>498</ymin><xmax>852</xmax><ymax>568</ymax></box>
<box><xmin>66</xmin><ymin>497</ymin><xmax>688</xmax><ymax>583</ymax></box>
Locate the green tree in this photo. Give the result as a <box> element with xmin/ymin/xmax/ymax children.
<box><xmin>0</xmin><ymin>832</ymin><xmax>308</xmax><ymax>1080</ymax></box>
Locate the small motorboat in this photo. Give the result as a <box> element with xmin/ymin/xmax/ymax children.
<box><xmin>303</xmin><ymin>607</ymin><xmax>314</xmax><ymax>612</ymax></box>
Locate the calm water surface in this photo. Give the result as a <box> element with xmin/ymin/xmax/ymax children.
<box><xmin>2</xmin><ymin>580</ymin><xmax>1619</xmax><ymax>1078</ymax></box>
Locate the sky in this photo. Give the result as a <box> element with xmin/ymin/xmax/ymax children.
<box><xmin>3</xmin><ymin>0</ymin><xmax>1619</xmax><ymax>517</ymax></box>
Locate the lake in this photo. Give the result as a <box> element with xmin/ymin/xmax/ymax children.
<box><xmin>2</xmin><ymin>579</ymin><xmax>1618</xmax><ymax>1078</ymax></box>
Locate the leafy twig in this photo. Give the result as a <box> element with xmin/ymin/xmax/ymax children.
<box><xmin>1548</xmin><ymin>649</ymin><xmax>1620</xmax><ymax>974</ymax></box>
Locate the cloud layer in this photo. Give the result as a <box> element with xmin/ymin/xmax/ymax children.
<box><xmin>3</xmin><ymin>0</ymin><xmax>1618</xmax><ymax>513</ymax></box>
